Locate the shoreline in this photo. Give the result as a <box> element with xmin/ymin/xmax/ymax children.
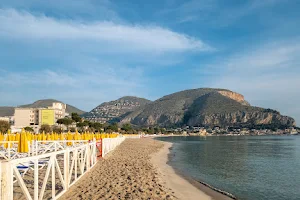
<box><xmin>59</xmin><ymin>139</ymin><xmax>177</xmax><ymax>200</ymax></box>
<box><xmin>151</xmin><ymin>140</ymin><xmax>234</xmax><ymax>200</ymax></box>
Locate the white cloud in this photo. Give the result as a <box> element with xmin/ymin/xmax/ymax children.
<box><xmin>0</xmin><ymin>66</ymin><xmax>144</xmax><ymax>88</ymax></box>
<box><xmin>177</xmin><ymin>15</ymin><xmax>199</xmax><ymax>24</ymax></box>
<box><xmin>0</xmin><ymin>8</ymin><xmax>210</xmax><ymax>111</ymax></box>
<box><xmin>0</xmin><ymin>9</ymin><xmax>211</xmax><ymax>53</ymax></box>
<box><xmin>205</xmin><ymin>40</ymin><xmax>300</xmax><ymax>124</ymax></box>
<box><xmin>226</xmin><ymin>42</ymin><xmax>300</xmax><ymax>71</ymax></box>
<box><xmin>0</xmin><ymin>0</ymin><xmax>120</xmax><ymax>21</ymax></box>
<box><xmin>0</xmin><ymin>70</ymin><xmax>76</xmax><ymax>86</ymax></box>
<box><xmin>159</xmin><ymin>0</ymin><xmax>283</xmax><ymax>26</ymax></box>
<box><xmin>0</xmin><ymin>65</ymin><xmax>149</xmax><ymax>111</ymax></box>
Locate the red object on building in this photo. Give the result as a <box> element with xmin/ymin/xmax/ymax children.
<box><xmin>96</xmin><ymin>139</ymin><xmax>102</xmax><ymax>159</ymax></box>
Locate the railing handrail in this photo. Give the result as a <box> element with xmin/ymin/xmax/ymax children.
<box><xmin>0</xmin><ymin>141</ymin><xmax>18</xmax><ymax>143</ymax></box>
<box><xmin>0</xmin><ymin>137</ymin><xmax>125</xmax><ymax>200</ymax></box>
<box><xmin>7</xmin><ymin>142</ymin><xmax>96</xmax><ymax>164</ymax></box>
<box><xmin>35</xmin><ymin>140</ymin><xmax>89</xmax><ymax>143</ymax></box>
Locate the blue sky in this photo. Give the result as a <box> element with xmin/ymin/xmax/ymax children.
<box><xmin>0</xmin><ymin>0</ymin><xmax>300</xmax><ymax>124</ymax></box>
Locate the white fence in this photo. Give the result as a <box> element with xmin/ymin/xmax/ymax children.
<box><xmin>30</xmin><ymin>140</ymin><xmax>90</xmax><ymax>156</ymax></box>
<box><xmin>102</xmin><ymin>137</ymin><xmax>125</xmax><ymax>157</ymax></box>
<box><xmin>123</xmin><ymin>134</ymin><xmax>161</xmax><ymax>139</ymax></box>
<box><xmin>1</xmin><ymin>140</ymin><xmax>89</xmax><ymax>161</ymax></box>
<box><xmin>123</xmin><ymin>135</ymin><xmax>141</xmax><ymax>139</ymax></box>
<box><xmin>0</xmin><ymin>137</ymin><xmax>125</xmax><ymax>200</ymax></box>
<box><xmin>0</xmin><ymin>141</ymin><xmax>21</xmax><ymax>160</ymax></box>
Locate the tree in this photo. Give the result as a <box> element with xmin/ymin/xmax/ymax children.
<box><xmin>0</xmin><ymin>120</ymin><xmax>10</xmax><ymax>133</ymax></box>
<box><xmin>106</xmin><ymin>123</ymin><xmax>118</xmax><ymax>132</ymax></box>
<box><xmin>154</xmin><ymin>127</ymin><xmax>160</xmax><ymax>134</ymax></box>
<box><xmin>142</xmin><ymin>128</ymin><xmax>149</xmax><ymax>133</ymax></box>
<box><xmin>92</xmin><ymin>122</ymin><xmax>103</xmax><ymax>132</ymax></box>
<box><xmin>57</xmin><ymin>117</ymin><xmax>74</xmax><ymax>130</ymax></box>
<box><xmin>148</xmin><ymin>127</ymin><xmax>154</xmax><ymax>134</ymax></box>
<box><xmin>64</xmin><ymin>118</ymin><xmax>74</xmax><ymax>130</ymax></box>
<box><xmin>83</xmin><ymin>120</ymin><xmax>90</xmax><ymax>126</ymax></box>
<box><xmin>86</xmin><ymin>127</ymin><xmax>95</xmax><ymax>132</ymax></box>
<box><xmin>121</xmin><ymin>123</ymin><xmax>133</xmax><ymax>132</ymax></box>
<box><xmin>71</xmin><ymin>113</ymin><xmax>82</xmax><ymax>123</ymax></box>
<box><xmin>24</xmin><ymin>126</ymin><xmax>34</xmax><ymax>132</ymax></box>
<box><xmin>52</xmin><ymin>126</ymin><xmax>62</xmax><ymax>133</ymax></box>
<box><xmin>40</xmin><ymin>124</ymin><xmax>52</xmax><ymax>133</ymax></box>
<box><xmin>57</xmin><ymin>118</ymin><xmax>64</xmax><ymax>125</ymax></box>
<box><xmin>77</xmin><ymin>120</ymin><xmax>91</xmax><ymax>131</ymax></box>
<box><xmin>143</xmin><ymin>127</ymin><xmax>155</xmax><ymax>134</ymax></box>
<box><xmin>77</xmin><ymin>122</ymin><xmax>85</xmax><ymax>131</ymax></box>
<box><xmin>103</xmin><ymin>123</ymin><xmax>110</xmax><ymax>130</ymax></box>
<box><xmin>106</xmin><ymin>129</ymin><xmax>113</xmax><ymax>133</ymax></box>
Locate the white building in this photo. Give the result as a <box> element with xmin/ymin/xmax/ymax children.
<box><xmin>13</xmin><ymin>102</ymin><xmax>67</xmax><ymax>132</ymax></box>
<box><xmin>0</xmin><ymin>117</ymin><xmax>10</xmax><ymax>122</ymax></box>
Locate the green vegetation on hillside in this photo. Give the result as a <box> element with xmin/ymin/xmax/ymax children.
<box><xmin>120</xmin><ymin>88</ymin><xmax>295</xmax><ymax>128</ymax></box>
<box><xmin>82</xmin><ymin>96</ymin><xmax>151</xmax><ymax>123</ymax></box>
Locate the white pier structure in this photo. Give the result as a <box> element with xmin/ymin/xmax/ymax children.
<box><xmin>0</xmin><ymin>137</ymin><xmax>125</xmax><ymax>200</ymax></box>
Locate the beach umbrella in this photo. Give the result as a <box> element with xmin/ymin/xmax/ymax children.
<box><xmin>60</xmin><ymin>133</ymin><xmax>65</xmax><ymax>141</ymax></box>
<box><xmin>67</xmin><ymin>131</ymin><xmax>73</xmax><ymax>146</ymax></box>
<box><xmin>26</xmin><ymin>132</ymin><xmax>31</xmax><ymax>142</ymax></box>
<box><xmin>46</xmin><ymin>133</ymin><xmax>51</xmax><ymax>141</ymax></box>
<box><xmin>3</xmin><ymin>130</ymin><xmax>10</xmax><ymax>148</ymax></box>
<box><xmin>0</xmin><ymin>133</ymin><xmax>4</xmax><ymax>142</ymax></box>
<box><xmin>8</xmin><ymin>134</ymin><xmax>13</xmax><ymax>141</ymax></box>
<box><xmin>16</xmin><ymin>133</ymin><xmax>20</xmax><ymax>142</ymax></box>
<box><xmin>37</xmin><ymin>134</ymin><xmax>42</xmax><ymax>141</ymax></box>
<box><xmin>54</xmin><ymin>133</ymin><xmax>58</xmax><ymax>140</ymax></box>
<box><xmin>7</xmin><ymin>131</ymin><xmax>15</xmax><ymax>148</ymax></box>
<box><xmin>4</xmin><ymin>133</ymin><xmax>9</xmax><ymax>148</ymax></box>
<box><xmin>75</xmin><ymin>130</ymin><xmax>81</xmax><ymax>140</ymax></box>
<box><xmin>50</xmin><ymin>133</ymin><xmax>54</xmax><ymax>140</ymax></box>
<box><xmin>42</xmin><ymin>131</ymin><xmax>46</xmax><ymax>140</ymax></box>
<box><xmin>18</xmin><ymin>129</ymin><xmax>29</xmax><ymax>153</ymax></box>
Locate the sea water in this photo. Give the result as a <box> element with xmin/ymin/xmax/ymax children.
<box><xmin>156</xmin><ymin>136</ymin><xmax>300</xmax><ymax>200</ymax></box>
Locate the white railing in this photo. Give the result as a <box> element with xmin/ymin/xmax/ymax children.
<box><xmin>141</xmin><ymin>134</ymin><xmax>160</xmax><ymax>138</ymax></box>
<box><xmin>30</xmin><ymin>140</ymin><xmax>90</xmax><ymax>156</ymax></box>
<box><xmin>1</xmin><ymin>140</ymin><xmax>91</xmax><ymax>161</ymax></box>
<box><xmin>0</xmin><ymin>142</ymin><xmax>97</xmax><ymax>200</ymax></box>
<box><xmin>123</xmin><ymin>135</ymin><xmax>141</xmax><ymax>139</ymax></box>
<box><xmin>123</xmin><ymin>134</ymin><xmax>159</xmax><ymax>139</ymax></box>
<box><xmin>0</xmin><ymin>141</ymin><xmax>27</xmax><ymax>161</ymax></box>
<box><xmin>102</xmin><ymin>137</ymin><xmax>125</xmax><ymax>157</ymax></box>
<box><xmin>0</xmin><ymin>137</ymin><xmax>126</xmax><ymax>200</ymax></box>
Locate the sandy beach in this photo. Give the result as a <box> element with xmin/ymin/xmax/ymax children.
<box><xmin>60</xmin><ymin>138</ymin><xmax>176</xmax><ymax>200</ymax></box>
<box><xmin>59</xmin><ymin>138</ymin><xmax>231</xmax><ymax>200</ymax></box>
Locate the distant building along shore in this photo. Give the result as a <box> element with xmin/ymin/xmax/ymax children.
<box><xmin>12</xmin><ymin>102</ymin><xmax>67</xmax><ymax>132</ymax></box>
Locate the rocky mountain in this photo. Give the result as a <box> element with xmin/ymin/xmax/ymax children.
<box><xmin>120</xmin><ymin>88</ymin><xmax>295</xmax><ymax>128</ymax></box>
<box><xmin>0</xmin><ymin>107</ymin><xmax>15</xmax><ymax>117</ymax></box>
<box><xmin>82</xmin><ymin>96</ymin><xmax>151</xmax><ymax>123</ymax></box>
<box><xmin>0</xmin><ymin>99</ymin><xmax>85</xmax><ymax>116</ymax></box>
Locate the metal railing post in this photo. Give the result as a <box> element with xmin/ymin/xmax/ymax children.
<box><xmin>0</xmin><ymin>162</ymin><xmax>13</xmax><ymax>200</ymax></box>
<box><xmin>64</xmin><ymin>149</ymin><xmax>70</xmax><ymax>190</ymax></box>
